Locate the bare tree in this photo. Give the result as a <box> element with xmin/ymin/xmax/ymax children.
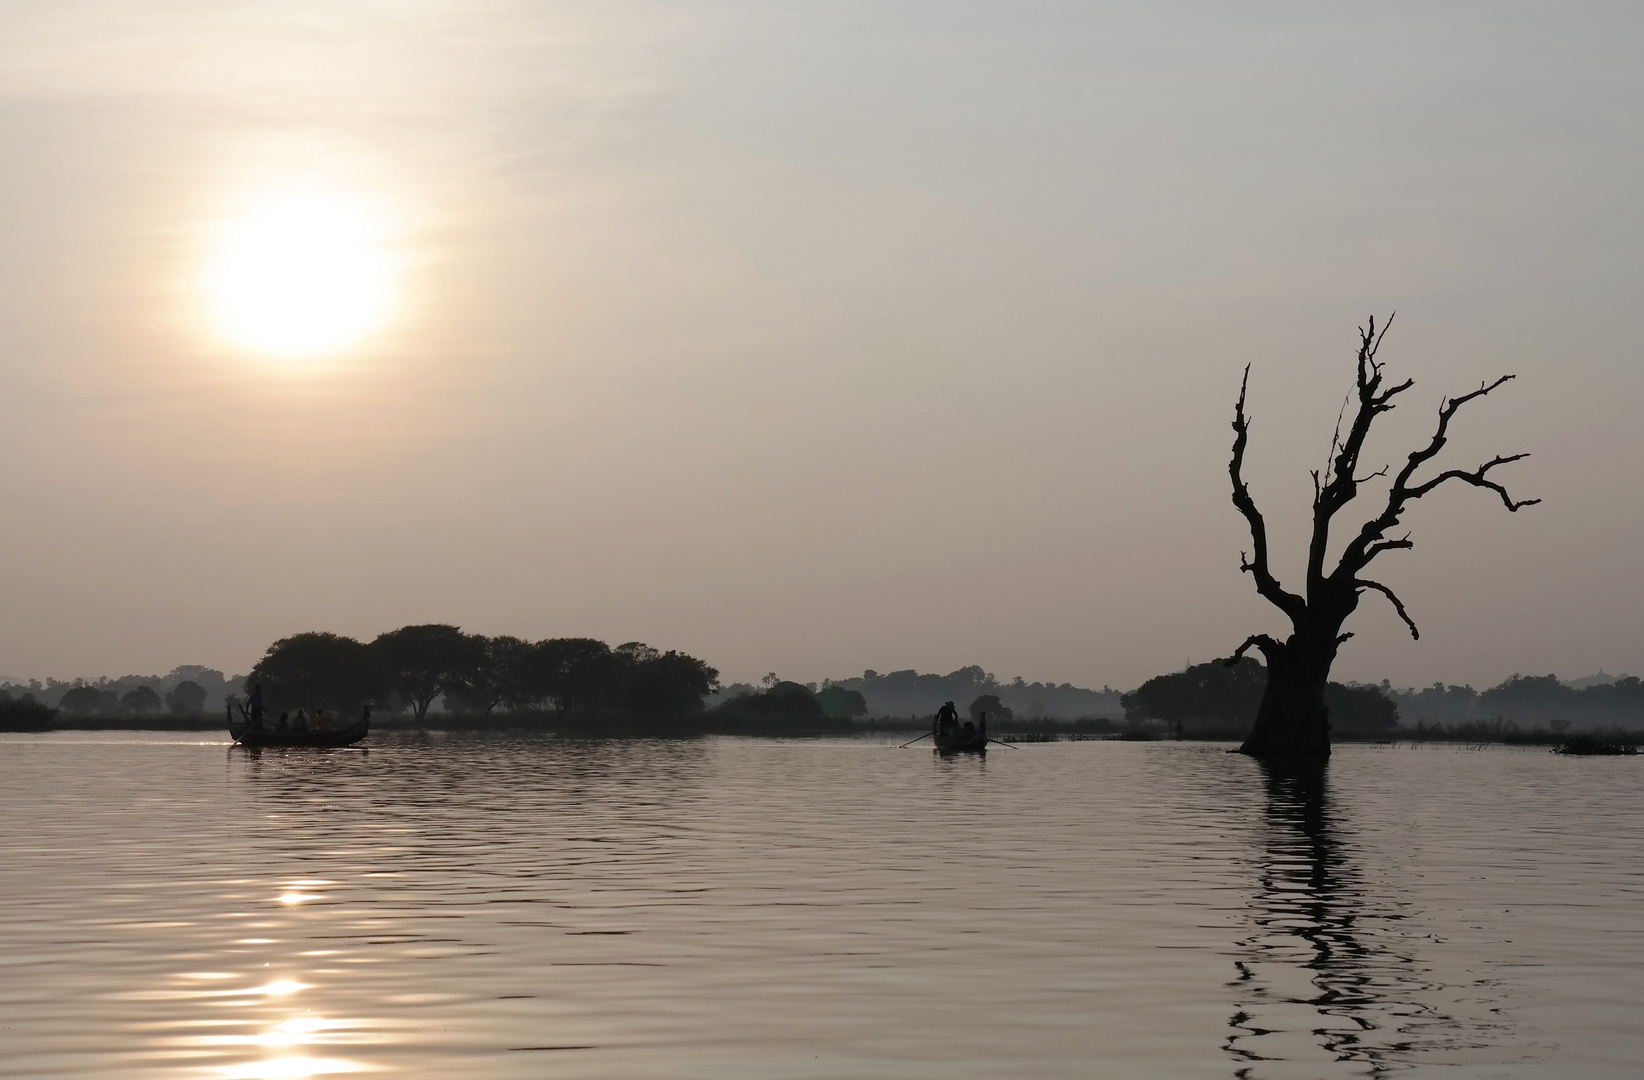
<box><xmin>1224</xmin><ymin>317</ymin><xmax>1538</xmax><ymax>758</ymax></box>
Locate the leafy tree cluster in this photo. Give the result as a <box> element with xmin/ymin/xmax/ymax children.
<box><xmin>0</xmin><ymin>688</ymin><xmax>57</xmax><ymax>729</ymax></box>
<box><xmin>816</xmin><ymin>666</ymin><xmax>1122</xmax><ymax>720</ymax></box>
<box><xmin>967</xmin><ymin>694</ymin><xmax>1014</xmax><ymax>723</ymax></box>
<box><xmin>1121</xmin><ymin>659</ymin><xmax>1399</xmax><ymax>737</ymax></box>
<box><xmin>705</xmin><ymin>679</ymin><xmax>864</xmax><ymax>734</ymax></box>
<box><xmin>244</xmin><ymin>626</ymin><xmax>719</xmax><ymax>723</ymax></box>
<box><xmin>57</xmin><ymin>683</ymin><xmax>197</xmax><ymax>718</ymax></box>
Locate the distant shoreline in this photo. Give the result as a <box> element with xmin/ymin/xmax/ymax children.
<box><xmin>12</xmin><ymin>714</ymin><xmax>1639</xmax><ymax>749</ymax></box>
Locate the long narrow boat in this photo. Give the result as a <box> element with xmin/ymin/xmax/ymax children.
<box><xmin>228</xmin><ymin>705</ymin><xmax>370</xmax><ymax>749</ymax></box>
<box><xmin>933</xmin><ymin>725</ymin><xmax>988</xmax><ymax>752</ymax></box>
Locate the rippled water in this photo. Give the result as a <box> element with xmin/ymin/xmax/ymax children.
<box><xmin>1</xmin><ymin>733</ymin><xmax>1640</xmax><ymax>1078</ymax></box>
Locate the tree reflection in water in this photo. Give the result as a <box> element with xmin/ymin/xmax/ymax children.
<box><xmin>1223</xmin><ymin>761</ymin><xmax>1509</xmax><ymax>1078</ymax></box>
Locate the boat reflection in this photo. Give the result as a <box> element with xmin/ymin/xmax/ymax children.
<box><xmin>1223</xmin><ymin>760</ymin><xmax>1500</xmax><ymax>1076</ymax></box>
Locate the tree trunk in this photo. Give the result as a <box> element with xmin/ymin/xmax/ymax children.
<box><xmin>1239</xmin><ymin>633</ymin><xmax>1339</xmax><ymax>759</ymax></box>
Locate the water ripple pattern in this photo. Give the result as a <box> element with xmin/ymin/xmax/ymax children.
<box><xmin>0</xmin><ymin>734</ymin><xmax>1639</xmax><ymax>1078</ymax></box>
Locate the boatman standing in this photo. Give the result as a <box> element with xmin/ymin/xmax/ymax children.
<box><xmin>247</xmin><ymin>684</ymin><xmax>266</xmax><ymax>731</ymax></box>
<box><xmin>935</xmin><ymin>700</ymin><xmax>959</xmax><ymax>736</ymax></box>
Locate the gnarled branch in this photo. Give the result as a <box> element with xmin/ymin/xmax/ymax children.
<box><xmin>1337</xmin><ymin>371</ymin><xmax>1538</xmax><ymax>579</ymax></box>
<box><xmin>1223</xmin><ymin>634</ymin><xmax>1282</xmax><ymax>667</ymax></box>
<box><xmin>1357</xmin><ymin>579</ymin><xmax>1419</xmax><ymax>640</ymax></box>
<box><xmin>1365</xmin><ymin>534</ymin><xmax>1413</xmax><ymax>560</ymax></box>
<box><xmin>1401</xmin><ymin>453</ymin><xmax>1541</xmax><ymax>511</ymax></box>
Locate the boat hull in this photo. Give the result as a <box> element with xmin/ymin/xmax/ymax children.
<box><xmin>933</xmin><ymin>730</ymin><xmax>988</xmax><ymax>752</ymax></box>
<box><xmin>230</xmin><ymin>720</ymin><xmax>369</xmax><ymax>749</ymax></box>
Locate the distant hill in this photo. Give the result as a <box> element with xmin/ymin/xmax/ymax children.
<box><xmin>1563</xmin><ymin>671</ymin><xmax>1633</xmax><ymax>690</ymax></box>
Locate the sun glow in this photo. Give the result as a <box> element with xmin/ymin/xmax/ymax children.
<box><xmin>205</xmin><ymin>184</ymin><xmax>398</xmax><ymax>360</ymax></box>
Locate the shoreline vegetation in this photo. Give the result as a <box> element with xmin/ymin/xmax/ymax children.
<box><xmin>1</xmin><ymin>625</ymin><xmax>1639</xmax><ymax>753</ymax></box>
<box><xmin>13</xmin><ymin>708</ymin><xmax>1643</xmax><ymax>754</ymax></box>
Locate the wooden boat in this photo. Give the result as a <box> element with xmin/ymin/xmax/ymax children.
<box><xmin>228</xmin><ymin>704</ymin><xmax>370</xmax><ymax>749</ymax></box>
<box><xmin>933</xmin><ymin>725</ymin><xmax>989</xmax><ymax>752</ymax></box>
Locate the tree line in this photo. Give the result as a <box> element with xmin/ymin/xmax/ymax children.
<box><xmin>244</xmin><ymin>625</ymin><xmax>719</xmax><ymax>723</ymax></box>
<box><xmin>1388</xmin><ymin>674</ymin><xmax>1644</xmax><ymax>727</ymax></box>
<box><xmin>57</xmin><ymin>681</ymin><xmax>208</xmax><ymax>718</ymax></box>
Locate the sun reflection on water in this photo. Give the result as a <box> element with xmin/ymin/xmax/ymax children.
<box><xmin>218</xmin><ymin>1058</ymin><xmax>369</xmax><ymax>1079</ymax></box>
<box><xmin>255</xmin><ymin>980</ymin><xmax>307</xmax><ymax>997</ymax></box>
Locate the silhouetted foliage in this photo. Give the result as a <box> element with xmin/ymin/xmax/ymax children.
<box><xmin>379</xmin><ymin>633</ymin><xmax>721</xmax><ymax>725</ymax></box>
<box><xmin>816</xmin><ymin>686</ymin><xmax>868</xmax><ymax>720</ymax></box>
<box><xmin>371</xmin><ymin>624</ymin><xmax>485</xmax><ymax>723</ymax></box>
<box><xmin>1321</xmin><ymin>682</ymin><xmax>1399</xmax><ymax>735</ymax></box>
<box><xmin>529</xmin><ymin>637</ymin><xmax>615</xmax><ymax>715</ymax></box>
<box><xmin>119</xmin><ymin>686</ymin><xmax>162</xmax><ymax>717</ymax></box>
<box><xmin>818</xmin><ymin>666</ymin><xmax>1121</xmax><ymax>720</ymax></box>
<box><xmin>443</xmin><ymin>635</ymin><xmax>535</xmax><ymax>715</ymax></box>
<box><xmin>1224</xmin><ymin>318</ymin><xmax>1535</xmax><ymax>758</ymax></box>
<box><xmin>165</xmin><ymin>680</ymin><xmax>207</xmax><ymax>717</ymax></box>
<box><xmin>966</xmin><ymin>693</ymin><xmax>1013</xmax><ymax>723</ymax></box>
<box><xmin>0</xmin><ymin>692</ymin><xmax>56</xmax><ymax>730</ymax></box>
<box><xmin>612</xmin><ymin>642</ymin><xmax>719</xmax><ymax>718</ymax></box>
<box><xmin>1480</xmin><ymin>674</ymin><xmax>1569</xmax><ymax>718</ymax></box>
<box><xmin>246</xmin><ymin>632</ymin><xmax>387</xmax><ymax>714</ymax></box>
<box><xmin>1123</xmin><ymin>659</ymin><xmax>1268</xmax><ymax>726</ymax></box>
<box><xmin>58</xmin><ymin>685</ymin><xmax>108</xmax><ymax>717</ymax></box>
<box><xmin>708</xmin><ymin>680</ymin><xmax>847</xmax><ymax>734</ymax></box>
<box><xmin>1122</xmin><ymin>659</ymin><xmax>1399</xmax><ymax>737</ymax></box>
<box><xmin>1383</xmin><ymin>673</ymin><xmax>1644</xmax><ymax>727</ymax></box>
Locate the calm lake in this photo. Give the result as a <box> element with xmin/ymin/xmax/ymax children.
<box><xmin>1</xmin><ymin>733</ymin><xmax>1639</xmax><ymax>1079</ymax></box>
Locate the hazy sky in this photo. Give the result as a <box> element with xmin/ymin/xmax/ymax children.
<box><xmin>1</xmin><ymin>1</ymin><xmax>1640</xmax><ymax>690</ymax></box>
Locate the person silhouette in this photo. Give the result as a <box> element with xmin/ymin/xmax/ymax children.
<box><xmin>247</xmin><ymin>684</ymin><xmax>266</xmax><ymax>730</ymax></box>
<box><xmin>935</xmin><ymin>701</ymin><xmax>959</xmax><ymax>736</ymax></box>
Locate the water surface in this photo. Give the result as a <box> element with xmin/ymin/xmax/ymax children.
<box><xmin>1</xmin><ymin>733</ymin><xmax>1639</xmax><ymax>1078</ymax></box>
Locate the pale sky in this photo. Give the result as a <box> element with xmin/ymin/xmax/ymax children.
<box><xmin>1</xmin><ymin>1</ymin><xmax>1640</xmax><ymax>690</ymax></box>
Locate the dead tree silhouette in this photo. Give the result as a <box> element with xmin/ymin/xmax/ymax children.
<box><xmin>1224</xmin><ymin>316</ymin><xmax>1538</xmax><ymax>759</ymax></box>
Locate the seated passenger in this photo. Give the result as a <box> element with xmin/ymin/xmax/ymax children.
<box><xmin>292</xmin><ymin>709</ymin><xmax>309</xmax><ymax>733</ymax></box>
<box><xmin>313</xmin><ymin>708</ymin><xmax>332</xmax><ymax>732</ymax></box>
<box><xmin>274</xmin><ymin>712</ymin><xmax>289</xmax><ymax>734</ymax></box>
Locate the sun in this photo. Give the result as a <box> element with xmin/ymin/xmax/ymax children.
<box><xmin>205</xmin><ymin>185</ymin><xmax>398</xmax><ymax>360</ymax></box>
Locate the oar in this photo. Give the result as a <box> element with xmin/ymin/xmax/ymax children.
<box><xmin>898</xmin><ymin>732</ymin><xmax>933</xmax><ymax>748</ymax></box>
<box><xmin>986</xmin><ymin>737</ymin><xmax>1018</xmax><ymax>749</ymax></box>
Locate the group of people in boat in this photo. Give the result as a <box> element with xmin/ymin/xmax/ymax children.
<box><xmin>243</xmin><ymin>684</ymin><xmax>367</xmax><ymax>736</ymax></box>
<box><xmin>933</xmin><ymin>700</ymin><xmax>985</xmax><ymax>740</ymax></box>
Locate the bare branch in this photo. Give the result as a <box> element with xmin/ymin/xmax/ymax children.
<box><xmin>1337</xmin><ymin>372</ymin><xmax>1537</xmax><ymax>579</ymax></box>
<box><xmin>1402</xmin><ymin>453</ymin><xmax>1542</xmax><ymax>511</ymax></box>
<box><xmin>1357</xmin><ymin>579</ymin><xmax>1420</xmax><ymax>640</ymax></box>
<box><xmin>1230</xmin><ymin>366</ymin><xmax>1307</xmax><ymax>623</ymax></box>
<box><xmin>1323</xmin><ymin>395</ymin><xmax>1350</xmax><ymax>488</ymax></box>
<box><xmin>1307</xmin><ymin>316</ymin><xmax>1405</xmax><ymax>594</ymax></box>
<box><xmin>1224</xmin><ymin>634</ymin><xmax>1282</xmax><ymax>666</ymax></box>
<box><xmin>1369</xmin><ymin>311</ymin><xmax>1395</xmax><ymax>358</ymax></box>
<box><xmin>1336</xmin><ymin>631</ymin><xmax>1356</xmax><ymax>645</ymax></box>
<box><xmin>1355</xmin><ymin>465</ymin><xmax>1389</xmax><ymax>483</ymax></box>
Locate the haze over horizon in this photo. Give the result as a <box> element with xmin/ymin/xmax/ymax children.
<box><xmin>2</xmin><ymin>2</ymin><xmax>1640</xmax><ymax>691</ymax></box>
